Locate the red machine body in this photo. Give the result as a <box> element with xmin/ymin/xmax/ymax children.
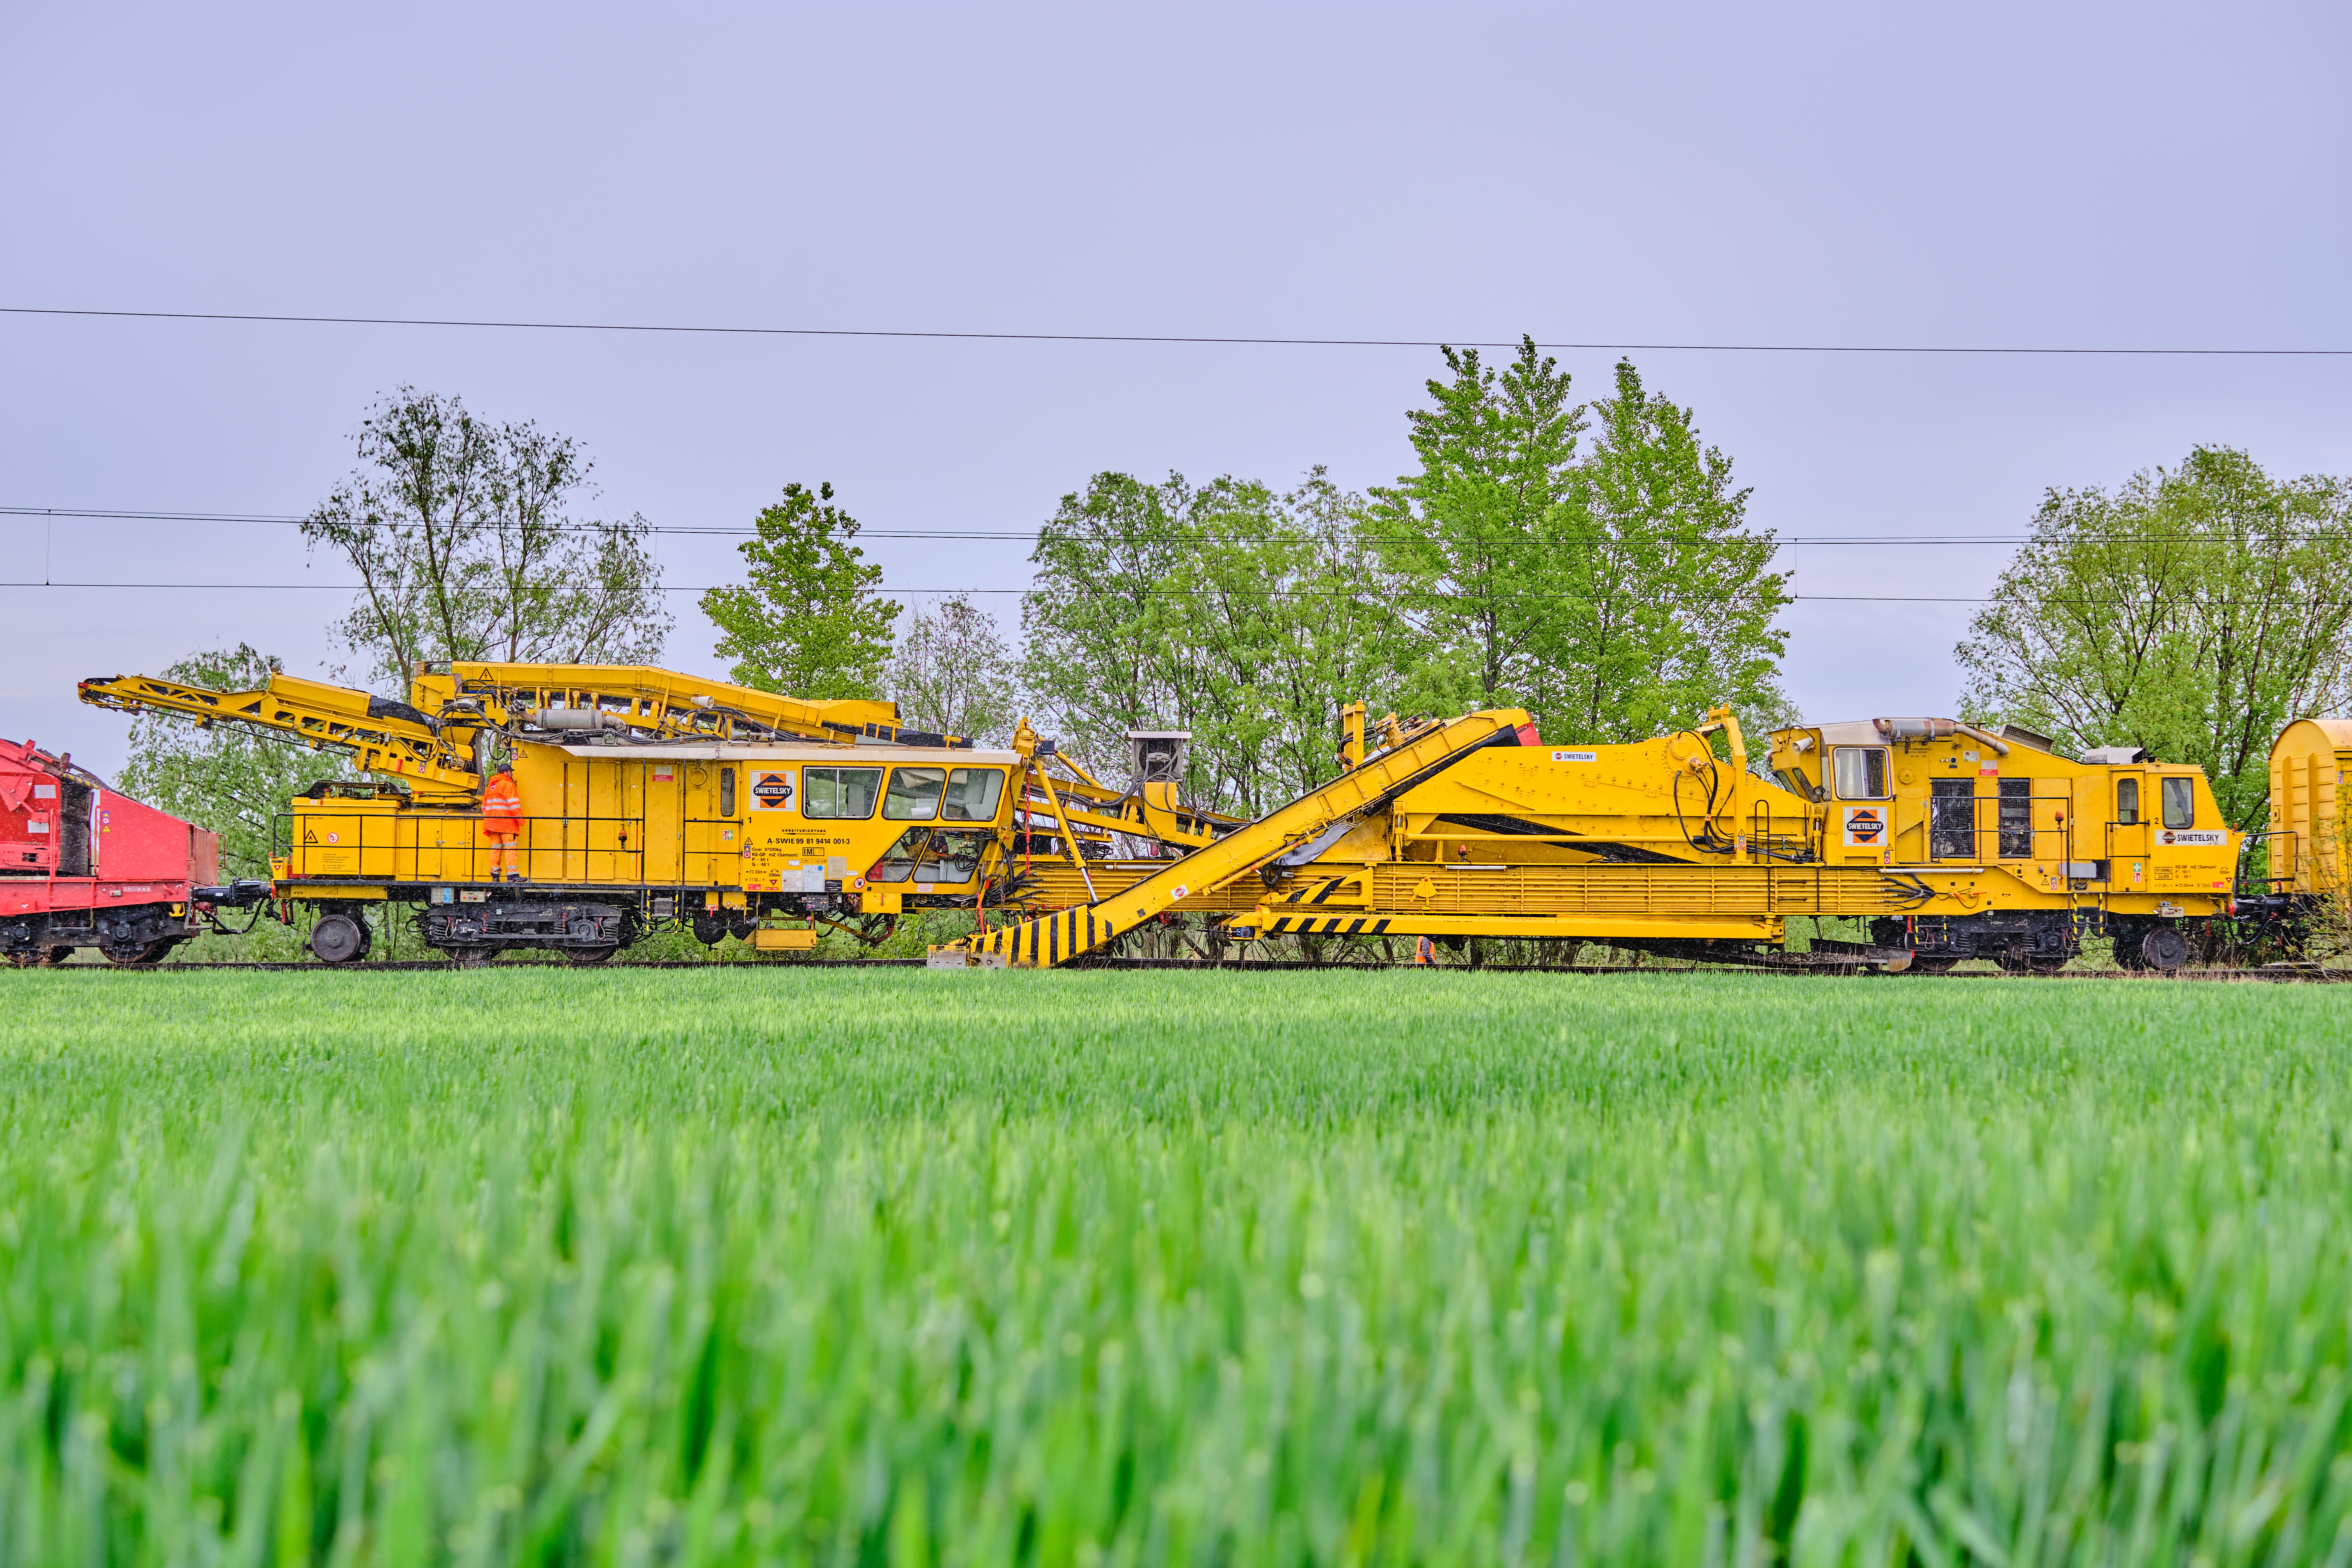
<box><xmin>1</xmin><ymin>737</ymin><xmax>220</xmax><ymax>964</ymax></box>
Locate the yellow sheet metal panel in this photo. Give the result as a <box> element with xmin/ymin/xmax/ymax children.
<box><xmin>1394</xmin><ymin>736</ymin><xmax>1816</xmax><ymax>869</ymax></box>
<box><xmin>265</xmin><ymin>674</ymin><xmax>374</xmax><ymax>719</ymax></box>
<box><xmin>1355</xmin><ymin>863</ymin><xmax>1909</xmax><ymax>917</ymax></box>
<box><xmin>2270</xmin><ymin>719</ymin><xmax>2351</xmax><ymax>895</ymax></box>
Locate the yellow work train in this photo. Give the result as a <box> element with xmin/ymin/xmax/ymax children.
<box><xmin>73</xmin><ymin>659</ymin><xmax>2320</xmax><ymax>973</ymax></box>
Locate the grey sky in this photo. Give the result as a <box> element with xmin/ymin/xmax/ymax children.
<box><xmin>6</xmin><ymin>2</ymin><xmax>2348</xmax><ymax>778</ymax></box>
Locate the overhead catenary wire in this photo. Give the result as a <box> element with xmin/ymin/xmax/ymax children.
<box><xmin>0</xmin><ymin>580</ymin><xmax>2287</xmax><ymax>607</ymax></box>
<box><xmin>8</xmin><ymin>507</ymin><xmax>2346</xmax><ymax>549</ymax></box>
<box><xmin>6</xmin><ymin>305</ymin><xmax>2351</xmax><ymax>356</ymax></box>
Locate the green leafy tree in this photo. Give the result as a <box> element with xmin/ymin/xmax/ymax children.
<box><xmin>701</xmin><ymin>482</ymin><xmax>901</xmax><ymax>699</ymax></box>
<box><xmin>1021</xmin><ymin>473</ymin><xmax>1194</xmax><ymax>770</ymax></box>
<box><xmin>1959</xmin><ymin>446</ymin><xmax>2352</xmax><ymax>826</ymax></box>
<box><xmin>1161</xmin><ymin>470</ymin><xmax>1407</xmax><ymax>814</ymax></box>
<box><xmin>887</xmin><ymin>593</ymin><xmax>1021</xmax><ymax>744</ymax></box>
<box><xmin>1023</xmin><ymin>471</ymin><xmax>1403</xmax><ymax>816</ymax></box>
<box><xmin>1365</xmin><ymin>336</ymin><xmax>1586</xmax><ymax>717</ymax></box>
<box><xmin>1368</xmin><ymin>342</ymin><xmax>1788</xmax><ymax>746</ymax></box>
<box><xmin>302</xmin><ymin>389</ymin><xmax>671</xmax><ymax>690</ymax></box>
<box><xmin>1547</xmin><ymin>360</ymin><xmax>1792</xmax><ymax>746</ymax></box>
<box><xmin>116</xmin><ymin>644</ymin><xmax>355</xmax><ymax>877</ymax></box>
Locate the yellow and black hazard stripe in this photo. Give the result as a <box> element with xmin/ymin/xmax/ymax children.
<box><xmin>1259</xmin><ymin>915</ymin><xmax>1392</xmax><ymax>936</ymax></box>
<box><xmin>1279</xmin><ymin>876</ymin><xmax>1356</xmax><ymax>906</ymax></box>
<box><xmin>990</xmin><ymin>905</ymin><xmax>1113</xmax><ymax>966</ymax></box>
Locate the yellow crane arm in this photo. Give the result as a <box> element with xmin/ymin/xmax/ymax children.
<box><xmin>446</xmin><ymin>663</ymin><xmax>919</xmax><ymax>744</ymax></box>
<box><xmin>78</xmin><ymin>672</ymin><xmax>482</xmax><ymax>798</ymax></box>
<box><xmin>965</xmin><ymin>709</ymin><xmax>1534</xmax><ymax>966</ymax></box>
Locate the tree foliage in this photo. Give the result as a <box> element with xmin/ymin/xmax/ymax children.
<box><xmin>1958</xmin><ymin>446</ymin><xmax>2352</xmax><ymax>827</ymax></box>
<box><xmin>116</xmin><ymin>644</ymin><xmax>355</xmax><ymax>877</ymax></box>
<box><xmin>701</xmin><ymin>482</ymin><xmax>900</xmax><ymax>700</ymax></box>
<box><xmin>1365</xmin><ymin>339</ymin><xmax>1585</xmax><ymax>715</ymax></box>
<box><xmin>1552</xmin><ymin>362</ymin><xmax>1792</xmax><ymax>746</ymax></box>
<box><xmin>887</xmin><ymin>594</ymin><xmax>1021</xmax><ymax>744</ymax></box>
<box><xmin>1016</xmin><ymin>349</ymin><xmax>1785</xmax><ymax>809</ymax></box>
<box><xmin>1368</xmin><ymin>342</ymin><xmax>1791</xmax><ymax>745</ymax></box>
<box><xmin>1022</xmin><ymin>471</ymin><xmax>1399</xmax><ymax>816</ymax></box>
<box><xmin>1019</xmin><ymin>472</ymin><xmax>1187</xmax><ymax>774</ymax></box>
<box><xmin>302</xmin><ymin>389</ymin><xmax>671</xmax><ymax>690</ymax></box>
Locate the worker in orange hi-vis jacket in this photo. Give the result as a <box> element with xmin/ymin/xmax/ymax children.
<box><xmin>480</xmin><ymin>762</ymin><xmax>525</xmax><ymax>883</ymax></box>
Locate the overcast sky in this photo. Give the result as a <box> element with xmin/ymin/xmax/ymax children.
<box><xmin>6</xmin><ymin>2</ymin><xmax>2349</xmax><ymax>778</ymax></box>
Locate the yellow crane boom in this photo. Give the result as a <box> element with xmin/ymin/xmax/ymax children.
<box><xmin>79</xmin><ymin>663</ymin><xmax>927</xmax><ymax>805</ymax></box>
<box><xmin>956</xmin><ymin>709</ymin><xmax>1534</xmax><ymax>966</ymax></box>
<box><xmin>438</xmin><ymin>663</ymin><xmax>914</xmax><ymax>746</ymax></box>
<box><xmin>78</xmin><ymin>671</ymin><xmax>483</xmax><ymax>798</ymax></box>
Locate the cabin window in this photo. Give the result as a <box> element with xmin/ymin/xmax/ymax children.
<box><xmin>1929</xmin><ymin>779</ymin><xmax>1974</xmax><ymax>859</ymax></box>
<box><xmin>1831</xmin><ymin>746</ymin><xmax>1888</xmax><ymax>800</ymax></box>
<box><xmin>719</xmin><ymin>766</ymin><xmax>735</xmax><ymax>817</ymax></box>
<box><xmin>868</xmin><ymin>827</ymin><xmax>989</xmax><ymax>884</ymax></box>
<box><xmin>944</xmin><ymin>768</ymin><xmax>1006</xmax><ymax>822</ymax></box>
<box><xmin>1998</xmin><ymin>778</ymin><xmax>2032</xmax><ymax>858</ymax></box>
<box><xmin>2115</xmin><ymin>776</ymin><xmax>2138</xmax><ymax>825</ymax></box>
<box><xmin>803</xmin><ymin>766</ymin><xmax>883</xmax><ymax>820</ymax></box>
<box><xmin>883</xmin><ymin>767</ymin><xmax>947</xmax><ymax>820</ymax></box>
<box><xmin>2162</xmin><ymin>776</ymin><xmax>2194</xmax><ymax>829</ymax></box>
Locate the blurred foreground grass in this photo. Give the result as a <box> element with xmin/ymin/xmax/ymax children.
<box><xmin>0</xmin><ymin>968</ymin><xmax>2345</xmax><ymax>1565</ymax></box>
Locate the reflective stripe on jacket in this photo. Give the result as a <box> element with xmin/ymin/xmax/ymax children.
<box><xmin>481</xmin><ymin>774</ymin><xmax>524</xmax><ymax>833</ymax></box>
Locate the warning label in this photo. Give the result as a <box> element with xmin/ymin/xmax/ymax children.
<box><xmin>1843</xmin><ymin>805</ymin><xmax>1887</xmax><ymax>848</ymax></box>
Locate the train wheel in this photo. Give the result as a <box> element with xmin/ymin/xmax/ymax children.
<box><xmin>1903</xmin><ymin>956</ymin><xmax>1958</xmax><ymax>974</ymax></box>
<box><xmin>564</xmin><ymin>946</ymin><xmax>618</xmax><ymax>965</ymax></box>
<box><xmin>6</xmin><ymin>948</ymin><xmax>69</xmax><ymax>968</ymax></box>
<box><xmin>2137</xmin><ymin>927</ymin><xmax>2190</xmax><ymax>974</ymax></box>
<box><xmin>101</xmin><ymin>942</ymin><xmax>169</xmax><ymax>966</ymax></box>
<box><xmin>309</xmin><ymin>914</ymin><xmax>366</xmax><ymax>965</ymax></box>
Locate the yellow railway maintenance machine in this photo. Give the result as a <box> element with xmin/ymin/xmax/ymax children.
<box><xmin>78</xmin><ymin>663</ymin><xmax>1232</xmax><ymax>964</ymax></box>
<box><xmin>1764</xmin><ymin>718</ymin><xmax>2236</xmax><ymax>972</ymax></box>
<box><xmin>2259</xmin><ymin>717</ymin><xmax>2350</xmax><ymax>915</ymax></box>
<box><xmin>940</xmin><ymin>708</ymin><xmax>2240</xmax><ymax>973</ymax></box>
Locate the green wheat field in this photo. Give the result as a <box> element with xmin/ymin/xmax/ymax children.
<box><xmin>0</xmin><ymin>969</ymin><xmax>2345</xmax><ymax>1566</ymax></box>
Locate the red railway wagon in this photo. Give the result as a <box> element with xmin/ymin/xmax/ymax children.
<box><xmin>1</xmin><ymin>736</ymin><xmax>221</xmax><ymax>965</ymax></box>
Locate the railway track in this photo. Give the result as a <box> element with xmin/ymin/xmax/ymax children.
<box><xmin>20</xmin><ymin>958</ymin><xmax>2349</xmax><ymax>980</ymax></box>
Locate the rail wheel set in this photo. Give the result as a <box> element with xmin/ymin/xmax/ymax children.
<box><xmin>5</xmin><ymin>661</ymin><xmax>2346</xmax><ymax>973</ymax></box>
